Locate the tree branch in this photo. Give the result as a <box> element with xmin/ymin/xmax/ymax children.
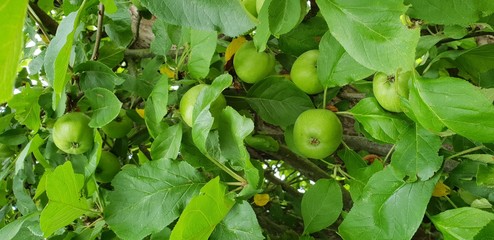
<box><xmin>124</xmin><ymin>48</ymin><xmax>155</xmax><ymax>58</ymax></box>
<box><xmin>436</xmin><ymin>31</ymin><xmax>494</xmax><ymax>45</ymax></box>
<box><xmin>264</xmin><ymin>170</ymin><xmax>303</xmax><ymax>199</ymax></box>
<box><xmin>91</xmin><ymin>3</ymin><xmax>105</xmax><ymax>60</ymax></box>
<box><xmin>343</xmin><ymin>135</ymin><xmax>392</xmax><ymax>156</ymax></box>
<box><xmin>28</xmin><ymin>2</ymin><xmax>58</xmax><ymax>35</ymax></box>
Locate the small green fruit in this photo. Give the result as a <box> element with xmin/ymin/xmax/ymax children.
<box><xmin>233</xmin><ymin>41</ymin><xmax>276</xmax><ymax>84</ymax></box>
<box><xmin>52</xmin><ymin>112</ymin><xmax>94</xmax><ymax>155</ymax></box>
<box><xmin>95</xmin><ymin>151</ymin><xmax>121</xmax><ymax>183</ymax></box>
<box><xmin>290</xmin><ymin>50</ymin><xmax>324</xmax><ymax>94</ymax></box>
<box><xmin>293</xmin><ymin>109</ymin><xmax>342</xmax><ymax>159</ymax></box>
<box><xmin>179</xmin><ymin>84</ymin><xmax>226</xmax><ymax>127</ymax></box>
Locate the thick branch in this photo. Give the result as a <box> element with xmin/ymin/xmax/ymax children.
<box><xmin>124</xmin><ymin>48</ymin><xmax>155</xmax><ymax>58</ymax></box>
<box><xmin>29</xmin><ymin>2</ymin><xmax>59</xmax><ymax>35</ymax></box>
<box><xmin>343</xmin><ymin>135</ymin><xmax>393</xmax><ymax>156</ymax></box>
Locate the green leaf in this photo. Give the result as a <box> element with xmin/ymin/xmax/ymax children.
<box><xmin>349</xmin><ymin>98</ymin><xmax>411</xmax><ymax>144</ymax></box>
<box><xmin>192</xmin><ymin>74</ymin><xmax>232</xmax><ymax>154</ymax></box>
<box><xmin>170</xmin><ymin>177</ymin><xmax>235</xmax><ymax>240</ymax></box>
<box><xmin>409</xmin><ymin>76</ymin><xmax>494</xmax><ymax>142</ymax></box>
<box><xmin>44</xmin><ymin>2</ymin><xmax>87</xmax><ymax>109</ymax></box>
<box><xmin>84</xmin><ymin>87</ymin><xmax>122</xmax><ymax>128</ymax></box>
<box><xmin>150</xmin><ymin>19</ymin><xmax>175</xmax><ymax>56</ymax></box>
<box><xmin>430</xmin><ymin>207</ymin><xmax>494</xmax><ymax>240</ymax></box>
<box><xmin>85</xmin><ymin>130</ymin><xmax>103</xmax><ymax>179</ymax></box>
<box><xmin>390</xmin><ymin>124</ymin><xmax>443</xmax><ymax>181</ymax></box>
<box><xmin>210</xmin><ymin>201</ymin><xmax>264</xmax><ymax>240</ymax></box>
<box><xmin>463</xmin><ymin>154</ymin><xmax>494</xmax><ymax>164</ymax></box>
<box><xmin>0</xmin><ymin>212</ymin><xmax>40</xmax><ymax>239</ymax></box>
<box><xmin>338</xmin><ymin>147</ymin><xmax>384</xmax><ymax>200</ymax></box>
<box><xmin>302</xmin><ymin>179</ymin><xmax>342</xmax><ymax>234</ymax></box>
<box><xmin>477</xmin><ymin>164</ymin><xmax>494</xmax><ymax>187</ymax></box>
<box><xmin>101</xmin><ymin>0</ymin><xmax>117</xmax><ymax>14</ymax></box>
<box><xmin>74</xmin><ymin>61</ymin><xmax>124</xmax><ymax>91</ymax></box>
<box><xmin>217</xmin><ymin>107</ymin><xmax>254</xmax><ymax>170</ymax></box>
<box><xmin>13</xmin><ymin>135</ymin><xmax>43</xmax><ymax>216</ymax></box>
<box><xmin>317</xmin><ymin>32</ymin><xmax>374</xmax><ymax>88</ymax></box>
<box><xmin>338</xmin><ymin>166</ymin><xmax>439</xmax><ymax>239</ymax></box>
<box><xmin>455</xmin><ymin>44</ymin><xmax>494</xmax><ymax>78</ymax></box>
<box><xmin>105</xmin><ymin>159</ymin><xmax>205</xmax><ymax>240</ymax></box>
<box><xmin>188</xmin><ymin>29</ymin><xmax>217</xmax><ymax>79</ymax></box>
<box><xmin>268</xmin><ymin>0</ymin><xmax>304</xmax><ymax>36</ymax></box>
<box><xmin>317</xmin><ymin>0</ymin><xmax>419</xmax><ymax>74</ymax></box>
<box><xmin>151</xmin><ymin>124</ymin><xmax>182</xmax><ymax>160</ymax></box>
<box><xmin>145</xmin><ymin>76</ymin><xmax>169</xmax><ymax>138</ymax></box>
<box><xmin>246</xmin><ymin>77</ymin><xmax>314</xmax><ymax>128</ymax></box>
<box><xmin>140</xmin><ymin>0</ymin><xmax>255</xmax><ymax>37</ymax></box>
<box><xmin>278</xmin><ymin>16</ymin><xmax>328</xmax><ymax>56</ymax></box>
<box><xmin>474</xmin><ymin>220</ymin><xmax>494</xmax><ymax>240</ymax></box>
<box><xmin>40</xmin><ymin>161</ymin><xmax>90</xmax><ymax>237</ymax></box>
<box><xmin>104</xmin><ymin>5</ymin><xmax>133</xmax><ymax>48</ymax></box>
<box><xmin>253</xmin><ymin>0</ymin><xmax>273</xmax><ymax>52</ymax></box>
<box><xmin>0</xmin><ymin>113</ymin><xmax>14</xmax><ymax>133</ymax></box>
<box><xmin>0</xmin><ymin>0</ymin><xmax>28</xmax><ymax>103</ymax></box>
<box><xmin>405</xmin><ymin>0</ymin><xmax>494</xmax><ymax>26</ymax></box>
<box><xmin>7</xmin><ymin>86</ymin><xmax>43</xmax><ymax>133</ymax></box>
<box><xmin>97</xmin><ymin>41</ymin><xmax>125</xmax><ymax>68</ymax></box>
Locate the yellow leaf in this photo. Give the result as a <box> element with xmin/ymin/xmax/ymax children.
<box><xmin>159</xmin><ymin>64</ymin><xmax>175</xmax><ymax>79</ymax></box>
<box><xmin>225</xmin><ymin>36</ymin><xmax>247</xmax><ymax>63</ymax></box>
<box><xmin>254</xmin><ymin>193</ymin><xmax>270</xmax><ymax>206</ymax></box>
<box><xmin>432</xmin><ymin>181</ymin><xmax>451</xmax><ymax>197</ymax></box>
<box><xmin>136</xmin><ymin>108</ymin><xmax>145</xmax><ymax>118</ymax></box>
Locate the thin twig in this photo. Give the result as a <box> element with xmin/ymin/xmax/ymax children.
<box><xmin>91</xmin><ymin>3</ymin><xmax>105</xmax><ymax>60</ymax></box>
<box><xmin>436</xmin><ymin>32</ymin><xmax>494</xmax><ymax>45</ymax></box>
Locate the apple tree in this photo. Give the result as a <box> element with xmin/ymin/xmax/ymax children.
<box><xmin>1</xmin><ymin>0</ymin><xmax>494</xmax><ymax>239</ymax></box>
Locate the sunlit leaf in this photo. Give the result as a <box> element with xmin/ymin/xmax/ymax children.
<box><xmin>431</xmin><ymin>207</ymin><xmax>494</xmax><ymax>240</ymax></box>
<box><xmin>317</xmin><ymin>0</ymin><xmax>419</xmax><ymax>74</ymax></box>
<box><xmin>40</xmin><ymin>161</ymin><xmax>90</xmax><ymax>237</ymax></box>
<box><xmin>170</xmin><ymin>177</ymin><xmax>235</xmax><ymax>240</ymax></box>
<box><xmin>0</xmin><ymin>0</ymin><xmax>28</xmax><ymax>103</ymax></box>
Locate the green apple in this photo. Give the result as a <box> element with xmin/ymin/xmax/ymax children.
<box><xmin>52</xmin><ymin>112</ymin><xmax>94</xmax><ymax>155</ymax></box>
<box><xmin>95</xmin><ymin>151</ymin><xmax>121</xmax><ymax>183</ymax></box>
<box><xmin>373</xmin><ymin>71</ymin><xmax>411</xmax><ymax>112</ymax></box>
<box><xmin>233</xmin><ymin>41</ymin><xmax>276</xmax><ymax>84</ymax></box>
<box><xmin>290</xmin><ymin>49</ymin><xmax>324</xmax><ymax>94</ymax></box>
<box><xmin>179</xmin><ymin>84</ymin><xmax>226</xmax><ymax>127</ymax></box>
<box><xmin>293</xmin><ymin>109</ymin><xmax>342</xmax><ymax>159</ymax></box>
<box><xmin>102</xmin><ymin>110</ymin><xmax>133</xmax><ymax>139</ymax></box>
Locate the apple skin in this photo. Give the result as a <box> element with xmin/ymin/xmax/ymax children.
<box><xmin>179</xmin><ymin>84</ymin><xmax>226</xmax><ymax>128</ymax></box>
<box><xmin>293</xmin><ymin>109</ymin><xmax>343</xmax><ymax>159</ymax></box>
<box><xmin>52</xmin><ymin>112</ymin><xmax>94</xmax><ymax>155</ymax></box>
<box><xmin>290</xmin><ymin>50</ymin><xmax>324</xmax><ymax>94</ymax></box>
<box><xmin>373</xmin><ymin>71</ymin><xmax>411</xmax><ymax>112</ymax></box>
<box><xmin>233</xmin><ymin>41</ymin><xmax>276</xmax><ymax>84</ymax></box>
<box><xmin>102</xmin><ymin>110</ymin><xmax>133</xmax><ymax>139</ymax></box>
<box><xmin>95</xmin><ymin>151</ymin><xmax>121</xmax><ymax>183</ymax></box>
